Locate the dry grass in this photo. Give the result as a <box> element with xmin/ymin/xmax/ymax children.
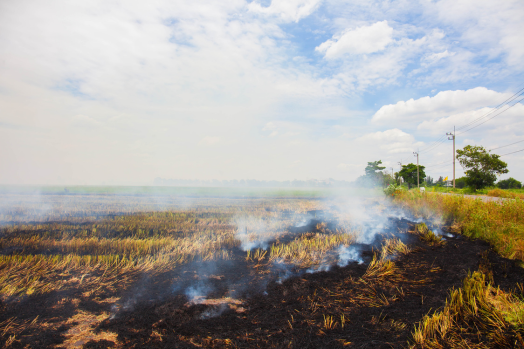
<box><xmin>58</xmin><ymin>310</ymin><xmax>118</xmax><ymax>348</ymax></box>
<box><xmin>381</xmin><ymin>237</ymin><xmax>411</xmax><ymax>256</ymax></box>
<box><xmin>394</xmin><ymin>190</ymin><xmax>524</xmax><ymax>262</ymax></box>
<box><xmin>269</xmin><ymin>232</ymin><xmax>357</xmax><ymax>267</ymax></box>
<box><xmin>487</xmin><ymin>189</ymin><xmax>524</xmax><ymax>200</ymax></box>
<box><xmin>411</xmin><ymin>223</ymin><xmax>446</xmax><ymax>246</ymax></box>
<box><xmin>411</xmin><ymin>270</ymin><xmax>524</xmax><ymax>348</ymax></box>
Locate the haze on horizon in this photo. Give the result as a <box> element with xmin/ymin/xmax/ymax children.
<box><xmin>1</xmin><ymin>0</ymin><xmax>523</xmax><ymax>186</ymax></box>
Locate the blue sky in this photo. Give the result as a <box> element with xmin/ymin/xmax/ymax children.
<box><xmin>0</xmin><ymin>0</ymin><xmax>523</xmax><ymax>185</ymax></box>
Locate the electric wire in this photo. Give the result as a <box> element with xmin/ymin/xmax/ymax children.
<box><xmin>455</xmin><ymin>87</ymin><xmax>524</xmax><ymax>132</ymax></box>
<box><xmin>425</xmin><ymin>162</ymin><xmax>453</xmax><ymax>170</ymax></box>
<box><xmin>418</xmin><ymin>135</ymin><xmax>447</xmax><ymax>153</ymax></box>
<box><xmin>423</xmin><ymin>160</ymin><xmax>451</xmax><ymax>169</ymax></box>
<box><xmin>456</xmin><ymin>94</ymin><xmax>524</xmax><ymax>135</ymax></box>
<box><xmin>489</xmin><ymin>139</ymin><xmax>524</xmax><ymax>151</ymax></box>
<box><xmin>403</xmin><ymin>85</ymin><xmax>524</xmax><ymax>175</ymax></box>
<box><xmin>499</xmin><ymin>148</ymin><xmax>524</xmax><ymax>157</ymax></box>
<box><xmin>419</xmin><ymin>137</ymin><xmax>448</xmax><ymax>154</ymax></box>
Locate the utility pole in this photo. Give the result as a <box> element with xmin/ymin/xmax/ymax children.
<box><xmin>397</xmin><ymin>161</ymin><xmax>402</xmax><ymax>184</ymax></box>
<box><xmin>446</xmin><ymin>127</ymin><xmax>456</xmax><ymax>188</ymax></box>
<box><xmin>413</xmin><ymin>151</ymin><xmax>419</xmax><ymax>188</ymax></box>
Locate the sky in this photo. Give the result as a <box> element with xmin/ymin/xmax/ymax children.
<box><xmin>1</xmin><ymin>0</ymin><xmax>523</xmax><ymax>186</ymax></box>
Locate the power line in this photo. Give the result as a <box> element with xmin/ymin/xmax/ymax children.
<box><xmin>499</xmin><ymin>148</ymin><xmax>524</xmax><ymax>157</ymax></box>
<box><xmin>424</xmin><ymin>160</ymin><xmax>451</xmax><ymax>169</ymax></box>
<box><xmin>489</xmin><ymin>139</ymin><xmax>524</xmax><ymax>151</ymax></box>
<box><xmin>425</xmin><ymin>162</ymin><xmax>453</xmax><ymax>170</ymax></box>
<box><xmin>419</xmin><ymin>137</ymin><xmax>447</xmax><ymax>154</ymax></box>
<box><xmin>456</xmin><ymin>94</ymin><xmax>524</xmax><ymax>135</ymax></box>
<box><xmin>418</xmin><ymin>135</ymin><xmax>446</xmax><ymax>153</ymax></box>
<box><xmin>404</xmin><ymin>85</ymin><xmax>524</xmax><ymax>170</ymax></box>
<box><xmin>418</xmin><ymin>89</ymin><xmax>524</xmax><ymax>155</ymax></box>
<box><xmin>455</xmin><ymin>87</ymin><xmax>524</xmax><ymax>132</ymax></box>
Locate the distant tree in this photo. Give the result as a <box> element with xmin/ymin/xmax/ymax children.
<box><xmin>435</xmin><ymin>176</ymin><xmax>444</xmax><ymax>186</ymax></box>
<box><xmin>456</xmin><ymin>145</ymin><xmax>508</xmax><ymax>190</ymax></box>
<box><xmin>358</xmin><ymin>160</ymin><xmax>387</xmax><ymax>187</ymax></box>
<box><xmin>394</xmin><ymin>172</ymin><xmax>402</xmax><ymax>185</ymax></box>
<box><xmin>455</xmin><ymin>176</ymin><xmax>467</xmax><ymax>189</ymax></box>
<box><xmin>497</xmin><ymin>177</ymin><xmax>522</xmax><ymax>189</ymax></box>
<box><xmin>399</xmin><ymin>163</ymin><xmax>426</xmax><ymax>189</ymax></box>
<box><xmin>383</xmin><ymin>173</ymin><xmax>395</xmax><ymax>187</ymax></box>
<box><xmin>365</xmin><ymin>160</ymin><xmax>386</xmax><ymax>176</ymax></box>
<box><xmin>426</xmin><ymin>176</ymin><xmax>434</xmax><ymax>186</ymax></box>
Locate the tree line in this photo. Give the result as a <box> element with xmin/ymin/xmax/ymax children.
<box><xmin>358</xmin><ymin>145</ymin><xmax>522</xmax><ymax>191</ymax></box>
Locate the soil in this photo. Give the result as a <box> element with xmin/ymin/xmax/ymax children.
<box><xmin>2</xmin><ymin>219</ymin><xmax>524</xmax><ymax>348</ymax></box>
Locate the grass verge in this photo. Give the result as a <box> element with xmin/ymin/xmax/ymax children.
<box><xmin>393</xmin><ymin>190</ymin><xmax>524</xmax><ymax>263</ymax></box>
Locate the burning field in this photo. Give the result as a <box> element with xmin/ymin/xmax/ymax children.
<box><xmin>0</xmin><ymin>191</ymin><xmax>523</xmax><ymax>348</ymax></box>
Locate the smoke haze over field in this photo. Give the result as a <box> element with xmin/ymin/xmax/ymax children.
<box><xmin>1</xmin><ymin>0</ymin><xmax>524</xmax><ymax>185</ymax></box>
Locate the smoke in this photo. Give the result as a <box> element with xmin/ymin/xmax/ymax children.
<box><xmin>234</xmin><ymin>215</ymin><xmax>295</xmax><ymax>251</ymax></box>
<box><xmin>272</xmin><ymin>259</ymin><xmax>298</xmax><ymax>284</ymax></box>
<box><xmin>199</xmin><ymin>304</ymin><xmax>229</xmax><ymax>319</ymax></box>
<box><xmin>5</xmin><ymin>187</ymin><xmax>448</xmax><ymax>323</ymax></box>
<box><xmin>185</xmin><ymin>283</ymin><xmax>213</xmax><ymax>304</ymax></box>
<box><xmin>234</xmin><ymin>216</ymin><xmax>272</xmax><ymax>251</ymax></box>
<box><xmin>306</xmin><ymin>261</ymin><xmax>331</xmax><ymax>274</ymax></box>
<box><xmin>337</xmin><ymin>245</ymin><xmax>364</xmax><ymax>266</ymax></box>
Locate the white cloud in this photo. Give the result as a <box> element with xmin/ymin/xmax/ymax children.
<box><xmin>316</xmin><ymin>21</ymin><xmax>393</xmax><ymax>59</ymax></box>
<box><xmin>0</xmin><ymin>0</ymin><xmax>523</xmax><ymax>184</ymax></box>
<box><xmin>424</xmin><ymin>50</ymin><xmax>454</xmax><ymax>64</ymax></box>
<box><xmin>248</xmin><ymin>0</ymin><xmax>322</xmax><ymax>22</ymax></box>
<box><xmin>200</xmin><ymin>137</ymin><xmax>220</xmax><ymax>145</ymax></box>
<box><xmin>71</xmin><ymin>114</ymin><xmax>102</xmax><ymax>128</ymax></box>
<box><xmin>322</xmin><ymin>28</ymin><xmax>448</xmax><ymax>91</ymax></box>
<box><xmin>356</xmin><ymin>128</ymin><xmax>418</xmax><ymax>154</ymax></box>
<box><xmin>262</xmin><ymin>121</ymin><xmax>302</xmax><ymax>138</ymax></box>
<box><xmin>425</xmin><ymin>0</ymin><xmax>524</xmax><ymax>68</ymax></box>
<box><xmin>372</xmin><ymin>87</ymin><xmax>510</xmax><ymax>127</ymax></box>
<box><xmin>337</xmin><ymin>163</ymin><xmax>359</xmax><ymax>170</ymax></box>
<box><xmin>262</xmin><ymin>122</ymin><xmax>277</xmax><ymax>131</ymax></box>
<box><xmin>418</xmin><ymin>103</ymin><xmax>524</xmax><ymax>136</ymax></box>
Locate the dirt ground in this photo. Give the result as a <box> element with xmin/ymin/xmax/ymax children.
<box><xmin>2</xmin><ymin>221</ymin><xmax>523</xmax><ymax>349</ymax></box>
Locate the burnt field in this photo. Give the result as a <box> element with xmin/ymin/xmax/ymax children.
<box><xmin>0</xmin><ymin>192</ymin><xmax>523</xmax><ymax>348</ymax></box>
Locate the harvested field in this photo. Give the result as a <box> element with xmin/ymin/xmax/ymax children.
<box><xmin>0</xmin><ymin>192</ymin><xmax>523</xmax><ymax>348</ymax></box>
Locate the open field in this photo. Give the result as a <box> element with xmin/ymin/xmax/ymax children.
<box><xmin>0</xmin><ymin>189</ymin><xmax>523</xmax><ymax>348</ymax></box>
<box><xmin>0</xmin><ymin>185</ymin><xmax>369</xmax><ymax>199</ymax></box>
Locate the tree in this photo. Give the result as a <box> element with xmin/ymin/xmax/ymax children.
<box><xmin>394</xmin><ymin>172</ymin><xmax>402</xmax><ymax>185</ymax></box>
<box><xmin>456</xmin><ymin>145</ymin><xmax>508</xmax><ymax>190</ymax></box>
<box><xmin>455</xmin><ymin>176</ymin><xmax>467</xmax><ymax>189</ymax></box>
<box><xmin>426</xmin><ymin>176</ymin><xmax>434</xmax><ymax>186</ymax></box>
<box><xmin>399</xmin><ymin>163</ymin><xmax>426</xmax><ymax>189</ymax></box>
<box><xmin>358</xmin><ymin>160</ymin><xmax>387</xmax><ymax>187</ymax></box>
<box><xmin>365</xmin><ymin>160</ymin><xmax>386</xmax><ymax>176</ymax></box>
<box><xmin>497</xmin><ymin>177</ymin><xmax>522</xmax><ymax>189</ymax></box>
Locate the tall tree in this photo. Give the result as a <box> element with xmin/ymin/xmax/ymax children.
<box><xmin>399</xmin><ymin>163</ymin><xmax>426</xmax><ymax>189</ymax></box>
<box><xmin>364</xmin><ymin>160</ymin><xmax>386</xmax><ymax>177</ymax></box>
<box><xmin>357</xmin><ymin>160</ymin><xmax>387</xmax><ymax>187</ymax></box>
<box><xmin>456</xmin><ymin>145</ymin><xmax>508</xmax><ymax>190</ymax></box>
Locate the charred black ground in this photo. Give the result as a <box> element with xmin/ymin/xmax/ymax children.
<box><xmin>1</xmin><ymin>199</ymin><xmax>523</xmax><ymax>348</ymax></box>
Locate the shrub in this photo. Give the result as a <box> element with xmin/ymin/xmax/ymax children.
<box><xmin>383</xmin><ymin>183</ymin><xmax>404</xmax><ymax>197</ymax></box>
<box><xmin>497</xmin><ymin>177</ymin><xmax>522</xmax><ymax>189</ymax></box>
<box><xmin>454</xmin><ymin>176</ymin><xmax>467</xmax><ymax>189</ymax></box>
